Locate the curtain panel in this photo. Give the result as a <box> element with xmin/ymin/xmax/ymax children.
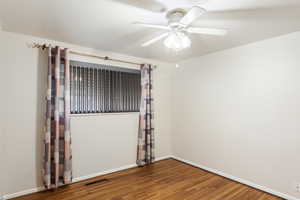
<box><xmin>137</xmin><ymin>64</ymin><xmax>155</xmax><ymax>166</ymax></box>
<box><xmin>43</xmin><ymin>47</ymin><xmax>72</xmax><ymax>189</ymax></box>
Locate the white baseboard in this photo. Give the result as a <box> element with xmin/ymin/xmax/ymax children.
<box><xmin>3</xmin><ymin>155</ymin><xmax>299</xmax><ymax>200</ymax></box>
<box><xmin>155</xmin><ymin>155</ymin><xmax>172</xmax><ymax>162</ymax></box>
<box><xmin>172</xmin><ymin>156</ymin><xmax>299</xmax><ymax>200</ymax></box>
<box><xmin>3</xmin><ymin>155</ymin><xmax>172</xmax><ymax>200</ymax></box>
<box><xmin>3</xmin><ymin>187</ymin><xmax>44</xmax><ymax>200</ymax></box>
<box><xmin>73</xmin><ymin>155</ymin><xmax>171</xmax><ymax>183</ymax></box>
<box><xmin>4</xmin><ymin>155</ymin><xmax>298</xmax><ymax>200</ymax></box>
<box><xmin>72</xmin><ymin>163</ymin><xmax>137</xmax><ymax>183</ymax></box>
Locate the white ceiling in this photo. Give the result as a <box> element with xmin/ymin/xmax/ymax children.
<box><xmin>0</xmin><ymin>0</ymin><xmax>300</xmax><ymax>62</ymax></box>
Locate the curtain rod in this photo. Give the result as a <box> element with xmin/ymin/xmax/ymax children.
<box><xmin>30</xmin><ymin>43</ymin><xmax>145</xmax><ymax>66</ymax></box>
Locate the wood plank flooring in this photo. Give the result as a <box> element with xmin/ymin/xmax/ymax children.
<box><xmin>12</xmin><ymin>159</ymin><xmax>283</xmax><ymax>200</ymax></box>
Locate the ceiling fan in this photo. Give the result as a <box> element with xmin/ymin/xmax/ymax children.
<box><xmin>134</xmin><ymin>3</ymin><xmax>228</xmax><ymax>52</ymax></box>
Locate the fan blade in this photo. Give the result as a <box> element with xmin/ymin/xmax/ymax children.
<box><xmin>112</xmin><ymin>0</ymin><xmax>166</xmax><ymax>13</ymax></box>
<box><xmin>180</xmin><ymin>6</ymin><xmax>206</xmax><ymax>27</ymax></box>
<box><xmin>187</xmin><ymin>27</ymin><xmax>228</xmax><ymax>36</ymax></box>
<box><xmin>142</xmin><ymin>33</ymin><xmax>169</xmax><ymax>47</ymax></box>
<box><xmin>134</xmin><ymin>22</ymin><xmax>171</xmax><ymax>30</ymax></box>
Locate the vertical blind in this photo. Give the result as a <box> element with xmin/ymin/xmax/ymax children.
<box><xmin>70</xmin><ymin>61</ymin><xmax>141</xmax><ymax>114</ymax></box>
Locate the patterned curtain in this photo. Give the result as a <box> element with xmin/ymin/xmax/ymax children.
<box><xmin>43</xmin><ymin>46</ymin><xmax>72</xmax><ymax>189</ymax></box>
<box><xmin>137</xmin><ymin>64</ymin><xmax>155</xmax><ymax>166</ymax></box>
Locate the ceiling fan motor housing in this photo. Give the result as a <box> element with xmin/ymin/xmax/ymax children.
<box><xmin>166</xmin><ymin>8</ymin><xmax>187</xmax><ymax>28</ymax></box>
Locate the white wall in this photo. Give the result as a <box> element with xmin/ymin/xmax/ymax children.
<box><xmin>171</xmin><ymin>31</ymin><xmax>300</xmax><ymax>199</ymax></box>
<box><xmin>0</xmin><ymin>30</ymin><xmax>172</xmax><ymax>196</ymax></box>
<box><xmin>0</xmin><ymin>84</ymin><xmax>4</xmax><ymax>199</ymax></box>
<box><xmin>2</xmin><ymin>28</ymin><xmax>300</xmax><ymax>200</ymax></box>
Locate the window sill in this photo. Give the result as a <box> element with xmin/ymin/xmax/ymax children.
<box><xmin>70</xmin><ymin>112</ymin><xmax>139</xmax><ymax>117</ymax></box>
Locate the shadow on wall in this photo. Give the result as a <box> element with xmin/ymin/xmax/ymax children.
<box><xmin>35</xmin><ymin>50</ymin><xmax>48</xmax><ymax>188</ymax></box>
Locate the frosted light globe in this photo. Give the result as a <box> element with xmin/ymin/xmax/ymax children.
<box><xmin>164</xmin><ymin>32</ymin><xmax>191</xmax><ymax>52</ymax></box>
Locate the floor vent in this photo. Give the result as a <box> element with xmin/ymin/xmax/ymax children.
<box><xmin>85</xmin><ymin>178</ymin><xmax>109</xmax><ymax>186</ymax></box>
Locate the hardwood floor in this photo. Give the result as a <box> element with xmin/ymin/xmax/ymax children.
<box><xmin>12</xmin><ymin>159</ymin><xmax>283</xmax><ymax>200</ymax></box>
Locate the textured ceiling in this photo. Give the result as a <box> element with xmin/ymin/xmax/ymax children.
<box><xmin>0</xmin><ymin>0</ymin><xmax>300</xmax><ymax>62</ymax></box>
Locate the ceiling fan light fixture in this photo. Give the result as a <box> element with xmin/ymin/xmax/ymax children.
<box><xmin>164</xmin><ymin>32</ymin><xmax>191</xmax><ymax>52</ymax></box>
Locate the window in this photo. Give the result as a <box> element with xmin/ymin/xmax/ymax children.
<box><xmin>70</xmin><ymin>61</ymin><xmax>141</xmax><ymax>114</ymax></box>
